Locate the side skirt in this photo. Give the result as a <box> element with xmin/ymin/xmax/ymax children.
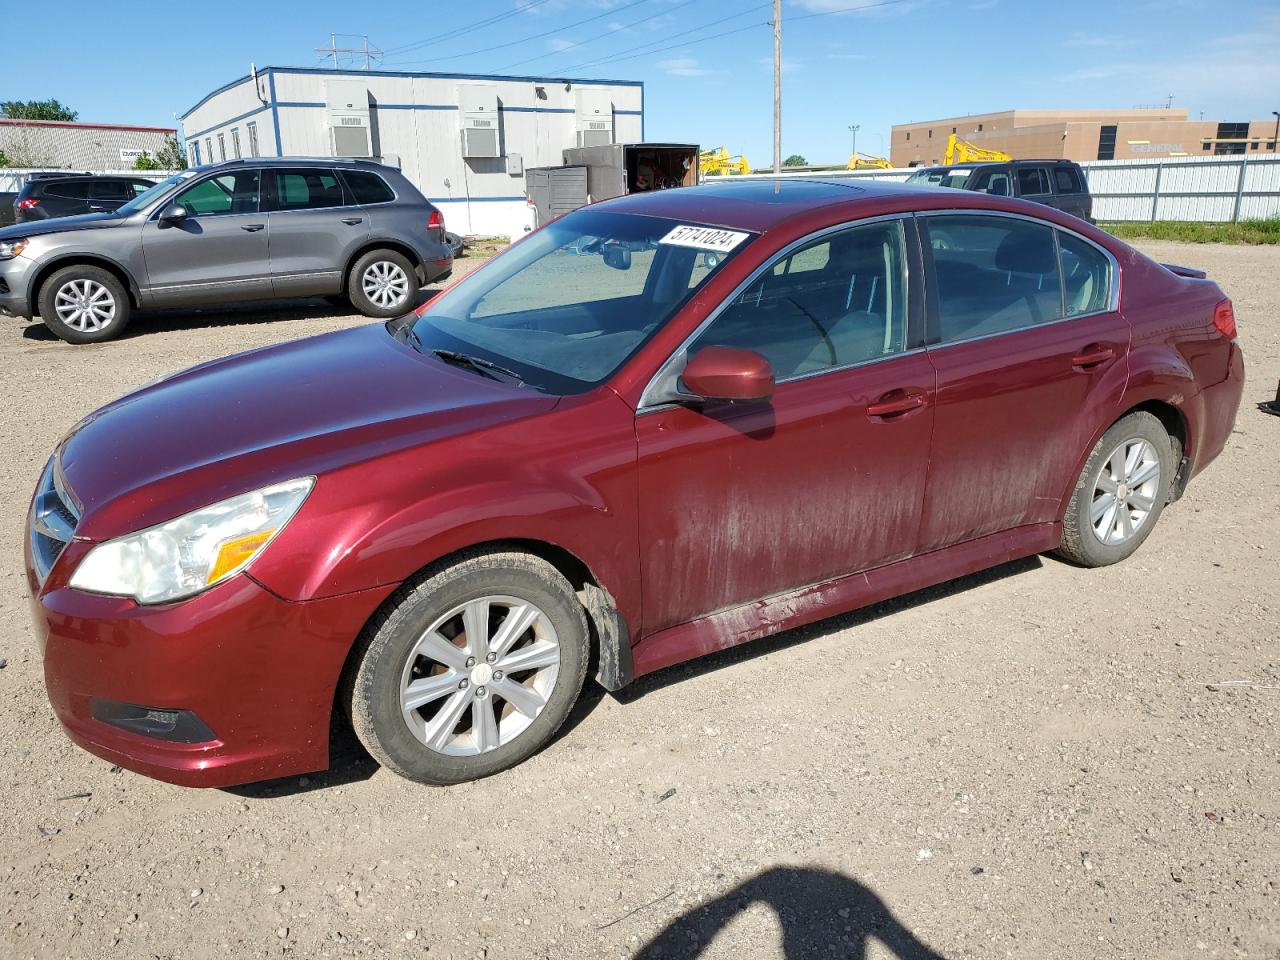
<box><xmin>629</xmin><ymin>522</ymin><xmax>1062</xmax><ymax>680</ymax></box>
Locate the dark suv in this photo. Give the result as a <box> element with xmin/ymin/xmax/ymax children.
<box><xmin>15</xmin><ymin>173</ymin><xmax>162</xmax><ymax>223</ymax></box>
<box><xmin>0</xmin><ymin>158</ymin><xmax>452</xmax><ymax>343</ymax></box>
<box><xmin>906</xmin><ymin>160</ymin><xmax>1093</xmax><ymax>222</ymax></box>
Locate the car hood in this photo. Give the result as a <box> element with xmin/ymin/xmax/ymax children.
<box><xmin>58</xmin><ymin>324</ymin><xmax>559</xmax><ymax>540</ymax></box>
<box><xmin>0</xmin><ymin>211</ymin><xmax>128</xmax><ymax>240</ymax></box>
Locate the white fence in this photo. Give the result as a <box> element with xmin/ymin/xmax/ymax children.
<box><xmin>713</xmin><ymin>155</ymin><xmax>1280</xmax><ymax>223</ymax></box>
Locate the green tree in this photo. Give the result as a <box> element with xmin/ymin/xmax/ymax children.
<box><xmin>0</xmin><ymin>99</ymin><xmax>78</xmax><ymax>122</ymax></box>
<box><xmin>783</xmin><ymin>154</ymin><xmax>807</xmax><ymax>167</ymax></box>
<box><xmin>133</xmin><ymin>137</ymin><xmax>185</xmax><ymax>171</ymax></box>
<box><xmin>0</xmin><ymin>148</ymin><xmax>9</xmax><ymax>168</ymax></box>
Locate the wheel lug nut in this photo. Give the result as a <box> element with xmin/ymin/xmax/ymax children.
<box><xmin>493</xmin><ymin>671</ymin><xmax>504</xmax><ymax>682</ymax></box>
<box><xmin>486</xmin><ymin>652</ymin><xmax>497</xmax><ymax>664</ymax></box>
<box><xmin>458</xmin><ymin>678</ymin><xmax>469</xmax><ymax>689</ymax></box>
<box><xmin>475</xmin><ymin>686</ymin><xmax>487</xmax><ymax>698</ymax></box>
<box><xmin>465</xmin><ymin>657</ymin><xmax>476</xmax><ymax>668</ymax></box>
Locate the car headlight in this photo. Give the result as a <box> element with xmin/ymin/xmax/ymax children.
<box><xmin>0</xmin><ymin>238</ymin><xmax>29</xmax><ymax>260</ymax></box>
<box><xmin>69</xmin><ymin>477</ymin><xmax>314</xmax><ymax>604</ymax></box>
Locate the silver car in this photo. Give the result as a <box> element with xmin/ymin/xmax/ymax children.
<box><xmin>0</xmin><ymin>157</ymin><xmax>453</xmax><ymax>344</ymax></box>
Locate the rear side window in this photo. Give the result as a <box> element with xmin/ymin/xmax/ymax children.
<box><xmin>342</xmin><ymin>170</ymin><xmax>395</xmax><ymax>205</ymax></box>
<box><xmin>271</xmin><ymin>169</ymin><xmax>345</xmax><ymax>210</ymax></box>
<box><xmin>43</xmin><ymin>181</ymin><xmax>90</xmax><ymax>200</ymax></box>
<box><xmin>925</xmin><ymin>215</ymin><xmax>1062</xmax><ymax>343</ymax></box>
<box><xmin>1016</xmin><ymin>167</ymin><xmax>1051</xmax><ymax>196</ymax></box>
<box><xmin>1059</xmin><ymin>232</ymin><xmax>1111</xmax><ymax>316</ymax></box>
<box><xmin>691</xmin><ymin>219</ymin><xmax>908</xmax><ymax>380</ymax></box>
<box><xmin>1054</xmin><ymin>166</ymin><xmax>1083</xmax><ymax>194</ymax></box>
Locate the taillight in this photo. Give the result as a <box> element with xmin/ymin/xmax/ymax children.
<box><xmin>1212</xmin><ymin>299</ymin><xmax>1237</xmax><ymax>340</ymax></box>
<box><xmin>17</xmin><ymin>198</ymin><xmax>39</xmax><ymax>209</ymax></box>
<box><xmin>427</xmin><ymin>209</ymin><xmax>444</xmax><ymax>231</ymax></box>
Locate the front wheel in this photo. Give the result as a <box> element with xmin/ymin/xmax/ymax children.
<box><xmin>39</xmin><ymin>265</ymin><xmax>131</xmax><ymax>343</ymax></box>
<box><xmin>347</xmin><ymin>550</ymin><xmax>589</xmax><ymax>785</ymax></box>
<box><xmin>1056</xmin><ymin>411</ymin><xmax>1174</xmax><ymax>567</ymax></box>
<box><xmin>347</xmin><ymin>249</ymin><xmax>419</xmax><ymax>318</ymax></box>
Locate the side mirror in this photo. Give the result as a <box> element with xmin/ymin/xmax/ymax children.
<box><xmin>681</xmin><ymin>346</ymin><xmax>774</xmax><ymax>403</ymax></box>
<box><xmin>157</xmin><ymin>203</ymin><xmax>188</xmax><ymax>227</ymax></box>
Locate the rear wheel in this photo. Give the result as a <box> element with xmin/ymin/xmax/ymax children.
<box><xmin>347</xmin><ymin>249</ymin><xmax>418</xmax><ymax>318</ymax></box>
<box><xmin>1057</xmin><ymin>411</ymin><xmax>1174</xmax><ymax>567</ymax></box>
<box><xmin>347</xmin><ymin>550</ymin><xmax>589</xmax><ymax>785</ymax></box>
<box><xmin>39</xmin><ymin>265</ymin><xmax>131</xmax><ymax>344</ymax></box>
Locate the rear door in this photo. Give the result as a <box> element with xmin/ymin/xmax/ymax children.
<box><xmin>264</xmin><ymin>167</ymin><xmax>368</xmax><ymax>297</ymax></box>
<box><xmin>41</xmin><ymin>180</ymin><xmax>93</xmax><ymax>218</ymax></box>
<box><xmin>140</xmin><ymin>169</ymin><xmax>272</xmax><ymax>305</ymax></box>
<box><xmin>916</xmin><ymin>213</ymin><xmax>1128</xmax><ymax>551</ymax></box>
<box><xmin>1050</xmin><ymin>165</ymin><xmax>1091</xmax><ymax>221</ymax></box>
<box><xmin>636</xmin><ymin>216</ymin><xmax>935</xmax><ymax>633</ymax></box>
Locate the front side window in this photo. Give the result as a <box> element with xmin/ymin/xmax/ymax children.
<box><xmin>689</xmin><ymin>219</ymin><xmax>908</xmax><ymax>380</ymax></box>
<box><xmin>1059</xmin><ymin>232</ymin><xmax>1111</xmax><ymax>317</ymax></box>
<box><xmin>972</xmin><ymin>169</ymin><xmax>1011</xmax><ymax>196</ymax></box>
<box><xmin>271</xmin><ymin>169</ymin><xmax>344</xmax><ymax>210</ymax></box>
<box><xmin>925</xmin><ymin>215</ymin><xmax>1062</xmax><ymax>343</ymax></box>
<box><xmin>173</xmin><ymin>171</ymin><xmax>261</xmax><ymax>217</ymax></box>
<box><xmin>408</xmin><ymin>210</ymin><xmax>751</xmax><ymax>393</ymax></box>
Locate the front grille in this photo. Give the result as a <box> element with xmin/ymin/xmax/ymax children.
<box><xmin>30</xmin><ymin>457</ymin><xmax>80</xmax><ymax>584</ymax></box>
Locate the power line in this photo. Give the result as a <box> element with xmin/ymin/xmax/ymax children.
<box><xmin>384</xmin><ymin>0</ymin><xmax>652</xmax><ymax>67</ymax></box>
<box><xmin>382</xmin><ymin>0</ymin><xmax>556</xmax><ymax>57</ymax></box>
<box><xmin>560</xmin><ymin>5</ymin><xmax>772</xmax><ymax>73</ymax></box>
<box><xmin>561</xmin><ymin>20</ymin><xmax>771</xmax><ymax>74</ymax></box>
<box><xmin>493</xmin><ymin>0</ymin><xmax>700</xmax><ymax>72</ymax></box>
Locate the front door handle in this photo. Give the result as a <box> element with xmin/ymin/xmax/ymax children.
<box><xmin>240</xmin><ymin>223</ymin><xmax>266</xmax><ymax>232</ymax></box>
<box><xmin>1072</xmin><ymin>344</ymin><xmax>1115</xmax><ymax>369</ymax></box>
<box><xmin>866</xmin><ymin>390</ymin><xmax>927</xmax><ymax>420</ymax></box>
<box><xmin>341</xmin><ymin>217</ymin><xmax>363</xmax><ymax>225</ymax></box>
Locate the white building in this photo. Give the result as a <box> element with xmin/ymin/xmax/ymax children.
<box><xmin>179</xmin><ymin>66</ymin><xmax>644</xmax><ymax>236</ymax></box>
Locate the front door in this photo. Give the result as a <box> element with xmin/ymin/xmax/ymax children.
<box><xmin>637</xmin><ymin>217</ymin><xmax>935</xmax><ymax>634</ymax></box>
<box><xmin>264</xmin><ymin>167</ymin><xmax>368</xmax><ymax>297</ymax></box>
<box><xmin>140</xmin><ymin>169</ymin><xmax>271</xmax><ymax>306</ymax></box>
<box><xmin>916</xmin><ymin>213</ymin><xmax>1130</xmax><ymax>551</ymax></box>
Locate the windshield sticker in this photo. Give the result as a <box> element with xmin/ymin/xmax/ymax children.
<box><xmin>659</xmin><ymin>225</ymin><xmax>750</xmax><ymax>253</ymax></box>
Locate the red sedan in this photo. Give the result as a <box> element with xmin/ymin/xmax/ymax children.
<box><xmin>26</xmin><ymin>178</ymin><xmax>1244</xmax><ymax>787</ymax></box>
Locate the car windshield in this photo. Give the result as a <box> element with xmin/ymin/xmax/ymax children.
<box><xmin>907</xmin><ymin>169</ymin><xmax>973</xmax><ymax>189</ymax></box>
<box><xmin>116</xmin><ymin>170</ymin><xmax>199</xmax><ymax>214</ymax></box>
<box><xmin>404</xmin><ymin>209</ymin><xmax>754</xmax><ymax>394</ymax></box>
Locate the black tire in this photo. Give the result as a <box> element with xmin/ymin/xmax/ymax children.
<box><xmin>38</xmin><ymin>265</ymin><xmax>131</xmax><ymax>344</ymax></box>
<box><xmin>346</xmin><ymin>549</ymin><xmax>589</xmax><ymax>785</ymax></box>
<box><xmin>1056</xmin><ymin>411</ymin><xmax>1175</xmax><ymax>568</ymax></box>
<box><xmin>346</xmin><ymin>249</ymin><xmax>419</xmax><ymax>318</ymax></box>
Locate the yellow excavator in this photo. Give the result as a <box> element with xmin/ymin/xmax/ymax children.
<box><xmin>943</xmin><ymin>133</ymin><xmax>1011</xmax><ymax>165</ymax></box>
<box><xmin>700</xmin><ymin>147</ymin><xmax>751</xmax><ymax>176</ymax></box>
<box><xmin>847</xmin><ymin>152</ymin><xmax>892</xmax><ymax>170</ymax></box>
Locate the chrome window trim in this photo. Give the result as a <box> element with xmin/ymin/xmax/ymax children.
<box><xmin>636</xmin><ymin>212</ymin><xmax>916</xmax><ymax>414</ymax></box>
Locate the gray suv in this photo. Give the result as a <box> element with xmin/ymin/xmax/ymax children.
<box><xmin>0</xmin><ymin>158</ymin><xmax>452</xmax><ymax>343</ymax></box>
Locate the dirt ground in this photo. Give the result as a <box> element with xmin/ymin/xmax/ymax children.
<box><xmin>0</xmin><ymin>241</ymin><xmax>1276</xmax><ymax>960</ymax></box>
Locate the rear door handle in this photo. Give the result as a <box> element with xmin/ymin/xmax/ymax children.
<box><xmin>1072</xmin><ymin>345</ymin><xmax>1115</xmax><ymax>369</ymax></box>
<box><xmin>341</xmin><ymin>217</ymin><xmax>363</xmax><ymax>225</ymax></box>
<box><xmin>866</xmin><ymin>390</ymin><xmax>927</xmax><ymax>420</ymax></box>
<box><xmin>240</xmin><ymin>224</ymin><xmax>265</xmax><ymax>232</ymax></box>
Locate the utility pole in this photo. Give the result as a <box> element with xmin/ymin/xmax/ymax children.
<box><xmin>314</xmin><ymin>33</ymin><xmax>383</xmax><ymax>70</ymax></box>
<box><xmin>772</xmin><ymin>0</ymin><xmax>782</xmax><ymax>174</ymax></box>
<box><xmin>849</xmin><ymin>124</ymin><xmax>860</xmax><ymax>162</ymax></box>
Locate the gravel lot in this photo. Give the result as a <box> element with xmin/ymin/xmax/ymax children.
<box><xmin>1</xmin><ymin>241</ymin><xmax>1276</xmax><ymax>960</ymax></box>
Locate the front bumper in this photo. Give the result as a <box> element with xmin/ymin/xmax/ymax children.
<box><xmin>30</xmin><ymin>558</ymin><xmax>395</xmax><ymax>787</ymax></box>
<box><xmin>0</xmin><ymin>255</ymin><xmax>34</xmax><ymax>318</ymax></box>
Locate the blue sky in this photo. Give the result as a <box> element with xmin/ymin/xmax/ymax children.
<box><xmin>7</xmin><ymin>0</ymin><xmax>1278</xmax><ymax>165</ymax></box>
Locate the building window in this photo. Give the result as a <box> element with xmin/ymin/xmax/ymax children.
<box><xmin>1202</xmin><ymin>141</ymin><xmax>1212</xmax><ymax>151</ymax></box>
<box><xmin>1097</xmin><ymin>124</ymin><xmax>1117</xmax><ymax>161</ymax></box>
<box><xmin>247</xmin><ymin>122</ymin><xmax>260</xmax><ymax>158</ymax></box>
<box><xmin>217</xmin><ymin>133</ymin><xmax>226</xmax><ymax>161</ymax></box>
<box><xmin>231</xmin><ymin>128</ymin><xmax>242</xmax><ymax>159</ymax></box>
<box><xmin>928</xmin><ymin>130</ymin><xmax>933</xmax><ymax>139</ymax></box>
<box><xmin>189</xmin><ymin>144</ymin><xmax>199</xmax><ymax>166</ymax></box>
<box><xmin>977</xmin><ymin>123</ymin><xmax>983</xmax><ymax>131</ymax></box>
<box><xmin>951</xmin><ymin>126</ymin><xmax>957</xmax><ymax>134</ymax></box>
<box><xmin>1214</xmin><ymin>122</ymin><xmax>1248</xmax><ymax>155</ymax></box>
<box><xmin>905</xmin><ymin>132</ymin><xmax>910</xmax><ymax>141</ymax></box>
<box><xmin>1251</xmin><ymin>141</ymin><xmax>1260</xmax><ymax>150</ymax></box>
<box><xmin>205</xmin><ymin>137</ymin><xmax>213</xmax><ymax>161</ymax></box>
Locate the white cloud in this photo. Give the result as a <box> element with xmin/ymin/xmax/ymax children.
<box><xmin>1063</xmin><ymin>31</ymin><xmax>1135</xmax><ymax>48</ymax></box>
<box><xmin>792</xmin><ymin>0</ymin><xmax>925</xmax><ymax>14</ymax></box>
<box><xmin>757</xmin><ymin>56</ymin><xmax>802</xmax><ymax>75</ymax></box>
<box><xmin>657</xmin><ymin>57</ymin><xmax>724</xmax><ymax>77</ymax></box>
<box><xmin>547</xmin><ymin>37</ymin><xmax>577</xmax><ymax>51</ymax></box>
<box><xmin>827</xmin><ymin>52</ymin><xmax>868</xmax><ymax>60</ymax></box>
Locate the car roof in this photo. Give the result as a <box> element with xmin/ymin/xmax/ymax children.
<box><xmin>193</xmin><ymin>156</ymin><xmax>395</xmax><ymax>172</ymax></box>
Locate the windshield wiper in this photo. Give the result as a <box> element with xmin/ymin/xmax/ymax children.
<box><xmin>431</xmin><ymin>349</ymin><xmax>524</xmax><ymax>384</ymax></box>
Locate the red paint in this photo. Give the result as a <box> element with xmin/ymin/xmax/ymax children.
<box><xmin>28</xmin><ymin>179</ymin><xmax>1244</xmax><ymax>786</ymax></box>
<box><xmin>681</xmin><ymin>346</ymin><xmax>775</xmax><ymax>401</ymax></box>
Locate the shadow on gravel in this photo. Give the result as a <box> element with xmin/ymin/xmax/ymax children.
<box><xmin>617</xmin><ymin>555</ymin><xmax>1043</xmax><ymax>701</ymax></box>
<box><xmin>634</xmin><ymin>866</ymin><xmax>946</xmax><ymax>959</ymax></box>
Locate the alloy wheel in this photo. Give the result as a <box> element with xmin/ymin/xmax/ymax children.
<box><xmin>1090</xmin><ymin>438</ymin><xmax>1161</xmax><ymax>546</ymax></box>
<box><xmin>399</xmin><ymin>596</ymin><xmax>561</xmax><ymax>757</ymax></box>
<box><xmin>362</xmin><ymin>261</ymin><xmax>410</xmax><ymax>310</ymax></box>
<box><xmin>53</xmin><ymin>279</ymin><xmax>116</xmax><ymax>333</ymax></box>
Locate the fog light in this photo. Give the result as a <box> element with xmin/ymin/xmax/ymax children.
<box><xmin>90</xmin><ymin>699</ymin><xmax>216</xmax><ymax>743</ymax></box>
